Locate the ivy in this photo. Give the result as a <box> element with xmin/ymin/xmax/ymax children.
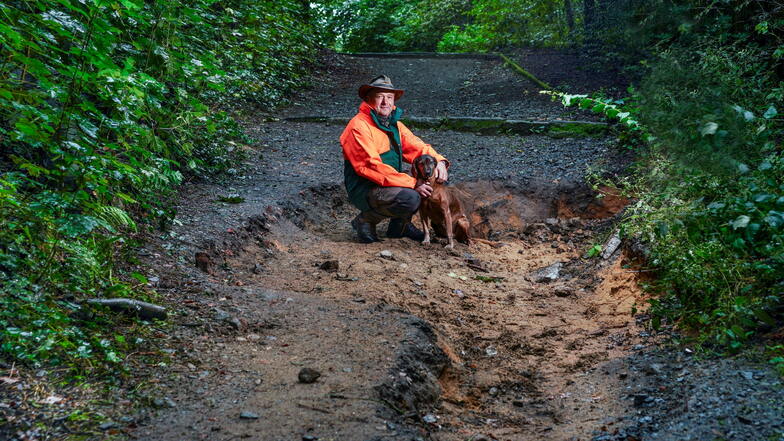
<box><xmin>0</xmin><ymin>0</ymin><xmax>316</xmax><ymax>371</ymax></box>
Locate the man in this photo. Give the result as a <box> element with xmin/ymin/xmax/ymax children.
<box><xmin>340</xmin><ymin>75</ymin><xmax>449</xmax><ymax>243</ymax></box>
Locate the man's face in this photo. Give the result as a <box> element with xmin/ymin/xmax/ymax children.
<box><xmin>369</xmin><ymin>91</ymin><xmax>395</xmax><ymax>117</ymax></box>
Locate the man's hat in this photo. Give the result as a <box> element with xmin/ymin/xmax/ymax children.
<box><xmin>358</xmin><ymin>75</ymin><xmax>404</xmax><ymax>100</ymax></box>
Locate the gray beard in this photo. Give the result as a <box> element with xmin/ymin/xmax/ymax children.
<box><xmin>377</xmin><ymin>114</ymin><xmax>391</xmax><ymax>127</ymax></box>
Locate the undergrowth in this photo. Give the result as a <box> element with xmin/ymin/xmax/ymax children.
<box><xmin>0</xmin><ymin>0</ymin><xmax>316</xmax><ymax>375</ymax></box>
<box><xmin>547</xmin><ymin>1</ymin><xmax>784</xmax><ymax>359</ymax></box>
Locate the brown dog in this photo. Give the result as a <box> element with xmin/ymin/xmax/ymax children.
<box><xmin>412</xmin><ymin>155</ymin><xmax>471</xmax><ymax>249</ymax></box>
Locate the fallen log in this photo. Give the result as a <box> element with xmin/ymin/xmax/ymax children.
<box><xmin>87</xmin><ymin>298</ymin><xmax>168</xmax><ymax>321</ymax></box>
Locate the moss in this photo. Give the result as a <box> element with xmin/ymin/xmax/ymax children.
<box><xmin>497</xmin><ymin>52</ymin><xmax>552</xmax><ymax>90</ymax></box>
<box><xmin>546</xmin><ymin>122</ymin><xmax>609</xmax><ymax>138</ymax></box>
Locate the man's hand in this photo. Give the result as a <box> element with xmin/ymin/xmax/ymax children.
<box><xmin>435</xmin><ymin>160</ymin><xmax>449</xmax><ymax>184</ymax></box>
<box><xmin>415</xmin><ymin>181</ymin><xmax>433</xmax><ymax>198</ymax></box>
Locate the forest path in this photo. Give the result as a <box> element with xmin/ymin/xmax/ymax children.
<box><xmin>128</xmin><ymin>53</ymin><xmax>783</xmax><ymax>441</ymax></box>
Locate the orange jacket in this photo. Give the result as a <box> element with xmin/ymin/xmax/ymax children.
<box><xmin>340</xmin><ymin>102</ymin><xmax>447</xmax><ymax>211</ymax></box>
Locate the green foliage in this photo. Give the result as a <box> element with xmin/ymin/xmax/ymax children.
<box><xmin>315</xmin><ymin>0</ymin><xmax>412</xmax><ymax>52</ymax></box>
<box><xmin>386</xmin><ymin>0</ymin><xmax>472</xmax><ymax>51</ymax></box>
<box><xmin>315</xmin><ymin>0</ymin><xmax>580</xmax><ymax>52</ymax></box>
<box><xmin>543</xmin><ymin>90</ymin><xmax>648</xmax><ymax>147</ymax></box>
<box><xmin>546</xmin><ymin>0</ymin><xmax>784</xmax><ymax>354</ymax></box>
<box><xmin>0</xmin><ymin>0</ymin><xmax>316</xmax><ymax>371</ymax></box>
<box><xmin>437</xmin><ymin>0</ymin><xmax>573</xmax><ymax>51</ymax></box>
<box><xmin>637</xmin><ymin>44</ymin><xmax>778</xmax><ymax>174</ymax></box>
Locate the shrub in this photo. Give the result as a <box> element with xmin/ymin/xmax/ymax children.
<box><xmin>0</xmin><ymin>0</ymin><xmax>316</xmax><ymax>372</ymax></box>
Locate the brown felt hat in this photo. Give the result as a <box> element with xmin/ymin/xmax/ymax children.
<box><xmin>358</xmin><ymin>75</ymin><xmax>404</xmax><ymax>100</ymax></box>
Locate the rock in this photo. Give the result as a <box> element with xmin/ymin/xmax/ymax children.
<box><xmin>99</xmin><ymin>421</ymin><xmax>118</xmax><ymax>430</ymax></box>
<box><xmin>378</xmin><ymin>250</ymin><xmax>394</xmax><ymax>260</ymax></box>
<box><xmin>488</xmin><ymin>387</ymin><xmax>499</xmax><ymax>396</ymax></box>
<box><xmin>298</xmin><ymin>367</ymin><xmax>321</xmax><ymax>384</ymax></box>
<box><xmin>302</xmin><ymin>436</ymin><xmax>318</xmax><ymax>441</ymax></box>
<box><xmin>512</xmin><ymin>399</ymin><xmax>525</xmax><ymax>407</ymax></box>
<box><xmin>553</xmin><ymin>285</ymin><xmax>571</xmax><ymax>297</ymax></box>
<box><xmin>740</xmin><ymin>371</ymin><xmax>754</xmax><ymax>380</ymax></box>
<box><xmin>602</xmin><ymin>231</ymin><xmax>622</xmax><ymax>259</ymax></box>
<box><xmin>252</xmin><ymin>263</ymin><xmax>263</xmax><ymax>274</ymax></box>
<box><xmin>318</xmin><ymin>260</ymin><xmax>339</xmax><ymax>272</ymax></box>
<box><xmin>645</xmin><ymin>363</ymin><xmax>665</xmax><ymax>375</ymax></box>
<box><xmin>532</xmin><ymin>262</ymin><xmax>562</xmax><ymax>283</ymax></box>
<box><xmin>633</xmin><ymin>394</ymin><xmax>653</xmax><ymax>407</ymax></box>
<box><xmin>227</xmin><ymin>317</ymin><xmax>242</xmax><ymax>330</ymax></box>
<box><xmin>485</xmin><ymin>346</ymin><xmax>498</xmax><ymax>357</ymax></box>
<box><xmin>239</xmin><ymin>411</ymin><xmax>259</xmax><ymax>420</ymax></box>
<box><xmin>153</xmin><ymin>397</ymin><xmax>177</xmax><ymax>408</ymax></box>
<box><xmin>422</xmin><ymin>414</ymin><xmax>437</xmax><ymax>424</ymax></box>
<box><xmin>213</xmin><ymin>309</ymin><xmax>241</xmax><ymax>330</ymax></box>
<box><xmin>213</xmin><ymin>309</ymin><xmax>231</xmax><ymax>322</ymax></box>
<box><xmin>195</xmin><ymin>252</ymin><xmax>212</xmax><ymax>273</ymax></box>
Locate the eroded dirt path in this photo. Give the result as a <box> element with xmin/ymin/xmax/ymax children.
<box><xmin>128</xmin><ymin>53</ymin><xmax>783</xmax><ymax>441</ymax></box>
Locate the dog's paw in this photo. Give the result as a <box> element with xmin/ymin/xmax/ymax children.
<box><xmin>422</xmin><ymin>239</ymin><xmax>431</xmax><ymax>245</ymax></box>
<box><xmin>444</xmin><ymin>242</ymin><xmax>454</xmax><ymax>250</ymax></box>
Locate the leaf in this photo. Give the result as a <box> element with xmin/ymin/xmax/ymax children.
<box><xmin>753</xmin><ymin>193</ymin><xmax>775</xmax><ymax>203</ymax></box>
<box><xmin>700</xmin><ymin>122</ymin><xmax>718</xmax><ymax>136</ymax></box>
<box><xmin>58</xmin><ymin>214</ymin><xmax>102</xmax><ymax>237</ymax></box>
<box><xmin>586</xmin><ymin>244</ymin><xmax>602</xmax><ymax>258</ymax></box>
<box><xmin>474</xmin><ymin>275</ymin><xmax>505</xmax><ymax>283</ymax></box>
<box><xmin>764</xmin><ymin>211</ymin><xmax>784</xmax><ymax>228</ymax></box>
<box><xmin>753</xmin><ymin>308</ymin><xmax>776</xmax><ymax>326</ymax></box>
<box><xmin>217</xmin><ymin>195</ymin><xmax>245</xmax><ymax>204</ymax></box>
<box><xmin>731</xmin><ymin>215</ymin><xmax>750</xmax><ymax>229</ymax></box>
<box><xmin>130</xmin><ymin>272</ymin><xmax>148</xmax><ymax>284</ymax></box>
<box><xmin>41</xmin><ymin>395</ymin><xmax>64</xmax><ymax>404</ymax></box>
<box><xmin>763</xmin><ymin>106</ymin><xmax>777</xmax><ymax>119</ymax></box>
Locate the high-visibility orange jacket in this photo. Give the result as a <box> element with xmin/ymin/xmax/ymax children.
<box><xmin>340</xmin><ymin>101</ymin><xmax>448</xmax><ymax>211</ymax></box>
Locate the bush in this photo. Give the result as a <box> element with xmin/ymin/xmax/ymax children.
<box><xmin>0</xmin><ymin>0</ymin><xmax>316</xmax><ymax>372</ymax></box>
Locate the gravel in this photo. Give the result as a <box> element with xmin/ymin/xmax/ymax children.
<box><xmin>283</xmin><ymin>53</ymin><xmax>601</xmax><ymax>121</ymax></box>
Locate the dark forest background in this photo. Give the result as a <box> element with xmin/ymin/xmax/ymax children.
<box><xmin>1</xmin><ymin>0</ymin><xmax>783</xmax><ymax>375</ymax></box>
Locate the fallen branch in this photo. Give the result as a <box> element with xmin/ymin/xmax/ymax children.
<box><xmin>86</xmin><ymin>298</ymin><xmax>168</xmax><ymax>321</ymax></box>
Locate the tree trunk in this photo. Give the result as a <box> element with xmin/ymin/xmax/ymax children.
<box><xmin>583</xmin><ymin>0</ymin><xmax>596</xmax><ymax>34</ymax></box>
<box><xmin>565</xmin><ymin>0</ymin><xmax>575</xmax><ymax>35</ymax></box>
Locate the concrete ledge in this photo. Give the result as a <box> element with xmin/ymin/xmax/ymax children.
<box><xmin>338</xmin><ymin>52</ymin><xmax>499</xmax><ymax>60</ymax></box>
<box><xmin>283</xmin><ymin>116</ymin><xmax>608</xmax><ymax>137</ymax></box>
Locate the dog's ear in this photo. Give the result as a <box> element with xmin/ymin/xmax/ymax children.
<box><xmin>411</xmin><ymin>156</ymin><xmax>420</xmax><ymax>179</ymax></box>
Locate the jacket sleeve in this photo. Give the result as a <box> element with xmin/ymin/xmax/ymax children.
<box><xmin>341</xmin><ymin>120</ymin><xmax>417</xmax><ymax>188</ymax></box>
<box><xmin>398</xmin><ymin>122</ymin><xmax>449</xmax><ymax>168</ymax></box>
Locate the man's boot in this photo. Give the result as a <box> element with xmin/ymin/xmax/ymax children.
<box><xmin>387</xmin><ymin>217</ymin><xmax>425</xmax><ymax>241</ymax></box>
<box><xmin>351</xmin><ymin>211</ymin><xmax>385</xmax><ymax>243</ymax></box>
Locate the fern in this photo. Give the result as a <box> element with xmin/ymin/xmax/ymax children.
<box><xmin>94</xmin><ymin>205</ymin><xmax>137</xmax><ymax>232</ymax></box>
